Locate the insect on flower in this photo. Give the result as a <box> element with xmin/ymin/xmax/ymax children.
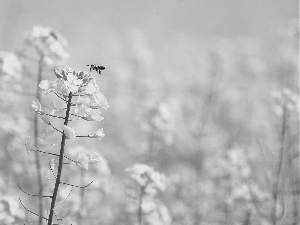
<box><xmin>87</xmin><ymin>64</ymin><xmax>105</xmax><ymax>74</ymax></box>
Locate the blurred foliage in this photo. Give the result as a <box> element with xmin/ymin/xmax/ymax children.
<box><xmin>0</xmin><ymin>19</ymin><xmax>298</xmax><ymax>225</ymax></box>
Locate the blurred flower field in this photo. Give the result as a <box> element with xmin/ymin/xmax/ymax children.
<box><xmin>0</xmin><ymin>5</ymin><xmax>299</xmax><ymax>225</ymax></box>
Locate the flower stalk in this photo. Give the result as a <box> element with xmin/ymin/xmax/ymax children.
<box><xmin>47</xmin><ymin>92</ymin><xmax>72</xmax><ymax>225</ymax></box>
<box><xmin>138</xmin><ymin>185</ymin><xmax>145</xmax><ymax>225</ymax></box>
<box><xmin>21</xmin><ymin>65</ymin><xmax>108</xmax><ymax>224</ymax></box>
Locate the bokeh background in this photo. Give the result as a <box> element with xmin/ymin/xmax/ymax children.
<box><xmin>0</xmin><ymin>1</ymin><xmax>299</xmax><ymax>225</ymax></box>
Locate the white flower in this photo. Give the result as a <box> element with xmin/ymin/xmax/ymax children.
<box><xmin>25</xmin><ymin>26</ymin><xmax>69</xmax><ymax>61</ymax></box>
<box><xmin>126</xmin><ymin>164</ymin><xmax>166</xmax><ymax>191</ymax></box>
<box><xmin>31</xmin><ymin>99</ymin><xmax>43</xmax><ymax>113</ymax></box>
<box><xmin>54</xmin><ymin>80</ymin><xmax>70</xmax><ymax>96</ymax></box>
<box><xmin>75</xmin><ymin>152</ymin><xmax>89</xmax><ymax>170</ymax></box>
<box><xmin>74</xmin><ymin>96</ymin><xmax>90</xmax><ymax>113</ymax></box>
<box><xmin>92</xmin><ymin>92</ymin><xmax>109</xmax><ymax>109</ymax></box>
<box><xmin>75</xmin><ymin>152</ymin><xmax>102</xmax><ymax>170</ymax></box>
<box><xmin>31</xmin><ymin>100</ymin><xmax>52</xmax><ymax>125</ymax></box>
<box><xmin>63</xmin><ymin>125</ymin><xmax>77</xmax><ymax>141</ymax></box>
<box><xmin>49</xmin><ymin>159</ymin><xmax>55</xmax><ymax>171</ymax></box>
<box><xmin>85</xmin><ymin>81</ymin><xmax>99</xmax><ymax>95</ymax></box>
<box><xmin>39</xmin><ymin>108</ymin><xmax>54</xmax><ymax>125</ymax></box>
<box><xmin>89</xmin><ymin>128</ymin><xmax>105</xmax><ymax>140</ymax></box>
<box><xmin>39</xmin><ymin>114</ymin><xmax>51</xmax><ymax>125</ymax></box>
<box><xmin>39</xmin><ymin>80</ymin><xmax>57</xmax><ymax>95</ymax></box>
<box><xmin>82</xmin><ymin>110</ymin><xmax>104</xmax><ymax>122</ymax></box>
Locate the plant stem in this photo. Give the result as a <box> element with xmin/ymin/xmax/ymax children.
<box><xmin>47</xmin><ymin>92</ymin><xmax>73</xmax><ymax>225</ymax></box>
<box><xmin>271</xmin><ymin>108</ymin><xmax>287</xmax><ymax>225</ymax></box>
<box><xmin>34</xmin><ymin>54</ymin><xmax>44</xmax><ymax>225</ymax></box>
<box><xmin>138</xmin><ymin>186</ymin><xmax>145</xmax><ymax>225</ymax></box>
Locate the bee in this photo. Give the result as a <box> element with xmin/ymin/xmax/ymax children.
<box><xmin>87</xmin><ymin>64</ymin><xmax>105</xmax><ymax>74</ymax></box>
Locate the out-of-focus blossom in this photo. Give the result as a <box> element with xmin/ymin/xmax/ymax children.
<box><xmin>89</xmin><ymin>128</ymin><xmax>105</xmax><ymax>140</ymax></box>
<box><xmin>0</xmin><ymin>51</ymin><xmax>22</xmax><ymax>83</ymax></box>
<box><xmin>227</xmin><ymin>147</ymin><xmax>251</xmax><ymax>178</ymax></box>
<box><xmin>272</xmin><ymin>88</ymin><xmax>298</xmax><ymax>116</ymax></box>
<box><xmin>0</xmin><ymin>115</ymin><xmax>29</xmax><ymax>135</ymax></box>
<box><xmin>0</xmin><ymin>195</ymin><xmax>25</xmax><ymax>224</ymax></box>
<box><xmin>144</xmin><ymin>202</ymin><xmax>172</xmax><ymax>225</ymax></box>
<box><xmin>63</xmin><ymin>125</ymin><xmax>77</xmax><ymax>141</ymax></box>
<box><xmin>93</xmin><ymin>153</ymin><xmax>111</xmax><ymax>176</ymax></box>
<box><xmin>127</xmin><ymin>199</ymin><xmax>171</xmax><ymax>225</ymax></box>
<box><xmin>126</xmin><ymin>164</ymin><xmax>166</xmax><ymax>192</ymax></box>
<box><xmin>87</xmin><ymin>152</ymin><xmax>102</xmax><ymax>164</ymax></box>
<box><xmin>142</xmin><ymin>99</ymin><xmax>179</xmax><ymax>146</ymax></box>
<box><xmin>25</xmin><ymin>26</ymin><xmax>69</xmax><ymax>62</ymax></box>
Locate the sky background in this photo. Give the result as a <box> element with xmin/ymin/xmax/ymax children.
<box><xmin>0</xmin><ymin>0</ymin><xmax>298</xmax><ymax>53</ymax></box>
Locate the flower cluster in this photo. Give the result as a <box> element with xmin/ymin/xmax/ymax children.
<box><xmin>25</xmin><ymin>26</ymin><xmax>69</xmax><ymax>62</ymax></box>
<box><xmin>31</xmin><ymin>66</ymin><xmax>108</xmax><ymax>140</ymax></box>
<box><xmin>272</xmin><ymin>88</ymin><xmax>298</xmax><ymax>116</ymax></box>
<box><xmin>40</xmin><ymin>66</ymin><xmax>109</xmax><ymax>108</ymax></box>
<box><xmin>126</xmin><ymin>164</ymin><xmax>166</xmax><ymax>192</ymax></box>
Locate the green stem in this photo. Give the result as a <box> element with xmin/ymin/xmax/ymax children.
<box><xmin>47</xmin><ymin>92</ymin><xmax>73</xmax><ymax>225</ymax></box>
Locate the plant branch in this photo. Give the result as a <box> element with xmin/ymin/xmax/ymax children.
<box><xmin>59</xmin><ymin>180</ymin><xmax>94</xmax><ymax>189</ymax></box>
<box><xmin>54</xmin><ymin>92</ymin><xmax>67</xmax><ymax>102</ymax></box>
<box><xmin>50</xmin><ymin>124</ymin><xmax>63</xmax><ymax>134</ymax></box>
<box><xmin>18</xmin><ymin>185</ymin><xmax>52</xmax><ymax>198</ymax></box>
<box><xmin>19</xmin><ymin>198</ymin><xmax>49</xmax><ymax>221</ymax></box>
<box><xmin>32</xmin><ymin>148</ymin><xmax>77</xmax><ymax>163</ymax></box>
<box><xmin>53</xmin><ymin>211</ymin><xmax>63</xmax><ymax>221</ymax></box>
<box><xmin>55</xmin><ymin>188</ymin><xmax>73</xmax><ymax>208</ymax></box>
